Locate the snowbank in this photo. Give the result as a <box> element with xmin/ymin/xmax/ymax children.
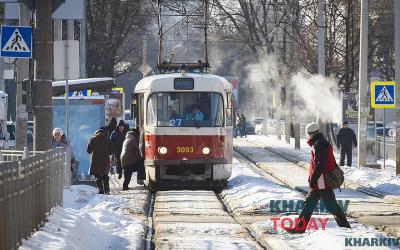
<box><xmin>20</xmin><ymin>185</ymin><xmax>146</xmax><ymax>250</ymax></box>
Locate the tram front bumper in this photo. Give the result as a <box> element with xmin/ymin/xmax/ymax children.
<box><xmin>144</xmin><ymin>158</ymin><xmax>231</xmax><ymax>183</ymax></box>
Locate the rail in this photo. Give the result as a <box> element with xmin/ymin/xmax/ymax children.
<box><xmin>376</xmin><ymin>136</ymin><xmax>396</xmax><ymax>160</ymax></box>
<box><xmin>0</xmin><ymin>148</ymin><xmax>65</xmax><ymax>250</ymax></box>
<box><xmin>0</xmin><ymin>149</ymin><xmax>46</xmax><ymax>162</ymax></box>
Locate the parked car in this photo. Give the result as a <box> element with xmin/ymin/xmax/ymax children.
<box><xmin>252</xmin><ymin>118</ymin><xmax>263</xmax><ymax>135</ymax></box>
<box><xmin>245</xmin><ymin>121</ymin><xmax>256</xmax><ymax>135</ymax></box>
<box><xmin>376</xmin><ymin>121</ymin><xmax>396</xmax><ymax>136</ymax></box>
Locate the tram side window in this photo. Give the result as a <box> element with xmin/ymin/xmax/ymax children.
<box><xmin>147</xmin><ymin>93</ymin><xmax>157</xmax><ymax>126</ymax></box>
<box><xmin>226</xmin><ymin>93</ymin><xmax>233</xmax><ymax>126</ymax></box>
<box><xmin>211</xmin><ymin>93</ymin><xmax>224</xmax><ymax>126</ymax></box>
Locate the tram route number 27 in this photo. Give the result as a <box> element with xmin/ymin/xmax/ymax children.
<box><xmin>170</xmin><ymin>119</ymin><xmax>183</xmax><ymax>126</ymax></box>
<box><xmin>176</xmin><ymin>146</ymin><xmax>194</xmax><ymax>153</ymax></box>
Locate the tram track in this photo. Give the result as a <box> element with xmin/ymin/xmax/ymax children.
<box><xmin>145</xmin><ymin>188</ymin><xmax>269</xmax><ymax>249</ymax></box>
<box><xmin>144</xmin><ymin>192</ymin><xmax>156</xmax><ymax>250</ymax></box>
<box><xmin>142</xmin><ymin>147</ymin><xmax>309</xmax><ymax>250</ymax></box>
<box><xmin>232</xmin><ymin>149</ymin><xmax>308</xmax><ymax>196</ymax></box>
<box><xmin>214</xmin><ymin>191</ymin><xmax>271</xmax><ymax>249</ymax></box>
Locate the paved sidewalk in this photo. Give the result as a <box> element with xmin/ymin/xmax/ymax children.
<box><xmin>234</xmin><ymin>139</ymin><xmax>400</xmax><ymax>238</ymax></box>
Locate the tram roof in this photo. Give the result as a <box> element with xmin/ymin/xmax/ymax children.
<box><xmin>134</xmin><ymin>73</ymin><xmax>232</xmax><ymax>93</ymax></box>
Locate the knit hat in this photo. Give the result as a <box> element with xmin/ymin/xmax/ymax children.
<box><xmin>305</xmin><ymin>122</ymin><xmax>319</xmax><ymax>134</ymax></box>
<box><xmin>52</xmin><ymin>128</ymin><xmax>64</xmax><ymax>135</ymax></box>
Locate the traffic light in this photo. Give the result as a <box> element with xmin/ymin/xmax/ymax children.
<box><xmin>22</xmin><ymin>78</ymin><xmax>33</xmax><ymax>113</ymax></box>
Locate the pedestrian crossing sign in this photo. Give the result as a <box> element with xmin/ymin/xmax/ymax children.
<box><xmin>0</xmin><ymin>26</ymin><xmax>32</xmax><ymax>58</ymax></box>
<box><xmin>371</xmin><ymin>81</ymin><xmax>395</xmax><ymax>108</ymax></box>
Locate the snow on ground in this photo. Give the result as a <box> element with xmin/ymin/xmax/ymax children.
<box><xmin>342</xmin><ymin>161</ymin><xmax>400</xmax><ymax>196</ymax></box>
<box><xmin>20</xmin><ymin>184</ymin><xmax>146</xmax><ymax>250</ymax></box>
<box><xmin>240</xmin><ymin>135</ymin><xmax>400</xmax><ymax>197</ymax></box>
<box><xmin>252</xmin><ymin>215</ymin><xmax>398</xmax><ymax>250</ymax></box>
<box><xmin>221</xmin><ymin>158</ymin><xmax>304</xmax><ymax>214</ymax></box>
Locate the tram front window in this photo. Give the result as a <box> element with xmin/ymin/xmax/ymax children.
<box><xmin>147</xmin><ymin>92</ymin><xmax>224</xmax><ymax>127</ymax></box>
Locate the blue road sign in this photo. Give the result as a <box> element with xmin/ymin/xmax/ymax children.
<box><xmin>1</xmin><ymin>25</ymin><xmax>32</xmax><ymax>58</ymax></box>
<box><xmin>371</xmin><ymin>81</ymin><xmax>396</xmax><ymax>108</ymax></box>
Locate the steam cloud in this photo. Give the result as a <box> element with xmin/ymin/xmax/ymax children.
<box><xmin>290</xmin><ymin>71</ymin><xmax>341</xmax><ymax>122</ymax></box>
<box><xmin>241</xmin><ymin>54</ymin><xmax>341</xmax><ymax>123</ymax></box>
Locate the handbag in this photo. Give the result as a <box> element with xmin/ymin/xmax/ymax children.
<box><xmin>325</xmin><ymin>164</ymin><xmax>345</xmax><ymax>190</ymax></box>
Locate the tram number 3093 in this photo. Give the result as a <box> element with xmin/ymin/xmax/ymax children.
<box><xmin>176</xmin><ymin>146</ymin><xmax>194</xmax><ymax>153</ymax></box>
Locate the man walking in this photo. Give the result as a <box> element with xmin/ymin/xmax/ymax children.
<box><xmin>234</xmin><ymin>113</ymin><xmax>241</xmax><ymax>138</ymax></box>
<box><xmin>336</xmin><ymin>121</ymin><xmax>357</xmax><ymax>166</ymax></box>
<box><xmin>286</xmin><ymin>122</ymin><xmax>351</xmax><ymax>234</ymax></box>
<box><xmin>111</xmin><ymin>120</ymin><xmax>128</xmax><ymax>179</ymax></box>
<box><xmin>240</xmin><ymin>113</ymin><xmax>247</xmax><ymax>138</ymax></box>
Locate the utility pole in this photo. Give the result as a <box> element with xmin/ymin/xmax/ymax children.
<box><xmin>317</xmin><ymin>0</ymin><xmax>326</xmax><ymax>136</ymax></box>
<box><xmin>357</xmin><ymin>0</ymin><xmax>369</xmax><ymax>168</ymax></box>
<box><xmin>33</xmin><ymin>0</ymin><xmax>53</xmax><ymax>151</ymax></box>
<box><xmin>395</xmin><ymin>0</ymin><xmax>400</xmax><ymax>176</ymax></box>
<box><xmin>80</xmin><ymin>0</ymin><xmax>87</xmax><ymax>78</ymax></box>
<box><xmin>15</xmin><ymin>1</ymin><xmax>30</xmax><ymax>150</ymax></box>
<box><xmin>282</xmin><ymin>24</ymin><xmax>290</xmax><ymax>144</ymax></box>
<box><xmin>275</xmin><ymin>81</ymin><xmax>282</xmax><ymax>140</ymax></box>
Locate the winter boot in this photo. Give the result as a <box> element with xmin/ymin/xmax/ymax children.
<box><xmin>103</xmin><ymin>175</ymin><xmax>110</xmax><ymax>195</ymax></box>
<box><xmin>95</xmin><ymin>175</ymin><xmax>104</xmax><ymax>194</ymax></box>
<box><xmin>117</xmin><ymin>166</ymin><xmax>123</xmax><ymax>179</ymax></box>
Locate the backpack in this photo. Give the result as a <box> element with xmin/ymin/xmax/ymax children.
<box><xmin>325</xmin><ymin>164</ymin><xmax>345</xmax><ymax>190</ymax></box>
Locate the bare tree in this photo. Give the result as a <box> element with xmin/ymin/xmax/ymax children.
<box><xmin>86</xmin><ymin>0</ymin><xmax>149</xmax><ymax>77</ymax></box>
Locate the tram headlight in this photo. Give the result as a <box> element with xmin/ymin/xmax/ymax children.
<box><xmin>158</xmin><ymin>146</ymin><xmax>168</xmax><ymax>155</ymax></box>
<box><xmin>202</xmin><ymin>147</ymin><xmax>210</xmax><ymax>155</ymax></box>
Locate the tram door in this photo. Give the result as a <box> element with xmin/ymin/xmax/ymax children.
<box><xmin>132</xmin><ymin>93</ymin><xmax>145</xmax><ymax>128</ymax></box>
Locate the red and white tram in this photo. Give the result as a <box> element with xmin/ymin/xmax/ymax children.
<box><xmin>132</xmin><ymin>72</ymin><xmax>233</xmax><ymax>190</ymax></box>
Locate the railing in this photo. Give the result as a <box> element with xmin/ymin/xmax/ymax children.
<box><xmin>376</xmin><ymin>136</ymin><xmax>396</xmax><ymax>160</ymax></box>
<box><xmin>0</xmin><ymin>149</ymin><xmax>46</xmax><ymax>162</ymax></box>
<box><xmin>0</xmin><ymin>148</ymin><xmax>65</xmax><ymax>250</ymax></box>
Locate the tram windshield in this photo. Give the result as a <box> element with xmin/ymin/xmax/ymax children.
<box><xmin>147</xmin><ymin>92</ymin><xmax>224</xmax><ymax>127</ymax></box>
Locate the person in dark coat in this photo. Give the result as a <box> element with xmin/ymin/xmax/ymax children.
<box><xmin>234</xmin><ymin>113</ymin><xmax>241</xmax><ymax>138</ymax></box>
<box><xmin>120</xmin><ymin>129</ymin><xmax>143</xmax><ymax>190</ymax></box>
<box><xmin>103</xmin><ymin>117</ymin><xmax>117</xmax><ymax>136</ymax></box>
<box><xmin>336</xmin><ymin>121</ymin><xmax>357</xmax><ymax>166</ymax></box>
<box><xmin>240</xmin><ymin>113</ymin><xmax>246</xmax><ymax>138</ymax></box>
<box><xmin>137</xmin><ymin>127</ymin><xmax>145</xmax><ymax>184</ymax></box>
<box><xmin>87</xmin><ymin>128</ymin><xmax>114</xmax><ymax>194</ymax></box>
<box><xmin>286</xmin><ymin>123</ymin><xmax>351</xmax><ymax>234</ymax></box>
<box><xmin>111</xmin><ymin>120</ymin><xmax>128</xmax><ymax>179</ymax></box>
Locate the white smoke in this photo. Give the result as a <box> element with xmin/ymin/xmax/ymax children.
<box><xmin>246</xmin><ymin>54</ymin><xmax>280</xmax><ymax>83</ymax></box>
<box><xmin>290</xmin><ymin>70</ymin><xmax>341</xmax><ymax>122</ymax></box>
